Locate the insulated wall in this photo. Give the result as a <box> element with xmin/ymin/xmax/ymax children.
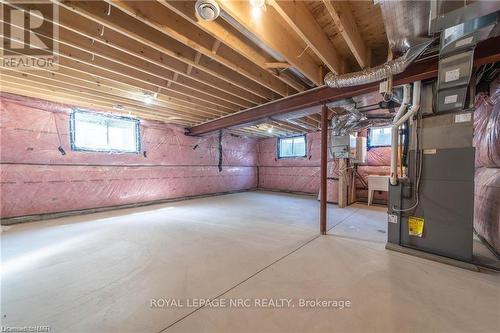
<box><xmin>257</xmin><ymin>132</ymin><xmax>339</xmax><ymax>203</ymax></box>
<box><xmin>355</xmin><ymin>134</ymin><xmax>391</xmax><ymax>204</ymax></box>
<box><xmin>473</xmin><ymin>77</ymin><xmax>500</xmax><ymax>254</ymax></box>
<box><xmin>257</xmin><ymin>131</ymin><xmax>391</xmax><ymax>204</ymax></box>
<box><xmin>0</xmin><ymin>93</ymin><xmax>258</xmax><ymax>219</ymax></box>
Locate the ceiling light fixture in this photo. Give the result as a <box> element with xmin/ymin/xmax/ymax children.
<box><xmin>250</xmin><ymin>0</ymin><xmax>265</xmax><ymax>9</ymax></box>
<box><xmin>144</xmin><ymin>92</ymin><xmax>154</xmax><ymax>105</ymax></box>
<box><xmin>249</xmin><ymin>0</ymin><xmax>266</xmax><ymax>18</ymax></box>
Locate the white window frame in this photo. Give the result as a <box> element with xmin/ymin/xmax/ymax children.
<box><xmin>368</xmin><ymin>126</ymin><xmax>392</xmax><ymax>148</ymax></box>
<box><xmin>70</xmin><ymin>110</ymin><xmax>140</xmax><ymax>153</ymax></box>
<box><xmin>277</xmin><ymin>135</ymin><xmax>307</xmax><ymax>159</ymax></box>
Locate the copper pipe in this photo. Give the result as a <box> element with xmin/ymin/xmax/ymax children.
<box><xmin>320</xmin><ymin>105</ymin><xmax>328</xmax><ymax>235</ymax></box>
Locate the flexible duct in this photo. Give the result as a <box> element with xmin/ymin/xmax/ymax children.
<box><xmin>331</xmin><ymin>104</ymin><xmax>362</xmax><ymax>136</ymax></box>
<box><xmin>350</xmin><ymin>119</ymin><xmax>393</xmax><ymax>132</ymax></box>
<box><xmin>330</xmin><ymin>104</ymin><xmax>392</xmax><ymax>136</ymax></box>
<box><xmin>324</xmin><ymin>40</ymin><xmax>433</xmax><ymax>88</ymax></box>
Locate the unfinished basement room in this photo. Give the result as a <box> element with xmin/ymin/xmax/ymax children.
<box><xmin>1</xmin><ymin>0</ymin><xmax>500</xmax><ymax>332</ymax></box>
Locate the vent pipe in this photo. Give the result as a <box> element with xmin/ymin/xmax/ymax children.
<box><xmin>324</xmin><ymin>40</ymin><xmax>433</xmax><ymax>88</ymax></box>
<box><xmin>390</xmin><ymin>81</ymin><xmax>421</xmax><ymax>186</ymax></box>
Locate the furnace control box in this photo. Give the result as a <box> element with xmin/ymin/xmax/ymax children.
<box><xmin>331</xmin><ymin>135</ymin><xmax>366</xmax><ymax>163</ymax></box>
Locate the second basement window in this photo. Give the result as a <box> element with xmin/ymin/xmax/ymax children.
<box><xmin>278</xmin><ymin>135</ymin><xmax>306</xmax><ymax>158</ymax></box>
<box><xmin>70</xmin><ymin>110</ymin><xmax>140</xmax><ymax>153</ymax></box>
<box><xmin>368</xmin><ymin>126</ymin><xmax>392</xmax><ymax>148</ymax></box>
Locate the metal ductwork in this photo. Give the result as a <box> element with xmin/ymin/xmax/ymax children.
<box><xmin>379</xmin><ymin>0</ymin><xmax>431</xmax><ymax>54</ymax></box>
<box><xmin>330</xmin><ymin>103</ymin><xmax>392</xmax><ymax>137</ymax></box>
<box><xmin>324</xmin><ymin>40</ymin><xmax>433</xmax><ymax>89</ymax></box>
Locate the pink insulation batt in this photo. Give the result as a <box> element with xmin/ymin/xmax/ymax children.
<box><xmin>473</xmin><ymin>76</ymin><xmax>500</xmax><ymax>253</ymax></box>
<box><xmin>258</xmin><ymin>132</ymin><xmax>340</xmax><ymax>203</ymax></box>
<box><xmin>0</xmin><ymin>93</ymin><xmax>258</xmax><ymax>218</ymax></box>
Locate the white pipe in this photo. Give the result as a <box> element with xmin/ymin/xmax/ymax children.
<box><xmin>393</xmin><ymin>84</ymin><xmax>411</xmax><ymax>123</ymax></box>
<box><xmin>390</xmin><ymin>81</ymin><xmax>421</xmax><ymax>185</ymax></box>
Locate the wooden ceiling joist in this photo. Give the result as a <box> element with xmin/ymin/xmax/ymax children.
<box><xmin>51</xmin><ymin>7</ymin><xmax>261</xmax><ymax>106</ymax></box>
<box><xmin>101</xmin><ymin>0</ymin><xmax>285</xmax><ymax>100</ymax></box>
<box><xmin>217</xmin><ymin>0</ymin><xmax>323</xmax><ymax>86</ymax></box>
<box><xmin>1</xmin><ymin>66</ymin><xmax>219</xmax><ymax>119</ymax></box>
<box><xmin>58</xmin><ymin>0</ymin><xmax>274</xmax><ymax>102</ymax></box>
<box><xmin>7</xmin><ymin>2</ymin><xmax>258</xmax><ymax>110</ymax></box>
<box><xmin>1</xmin><ymin>81</ymin><xmax>196</xmax><ymax>125</ymax></box>
<box><xmin>270</xmin><ymin>0</ymin><xmax>343</xmax><ymax>74</ymax></box>
<box><xmin>322</xmin><ymin>0</ymin><xmax>371</xmax><ymax>68</ymax></box>
<box><xmin>0</xmin><ymin>1</ymin><xmax>400</xmax><ymax>138</ymax></box>
<box><xmin>2</xmin><ymin>77</ymin><xmax>294</xmax><ymax>138</ymax></box>
<box><xmin>53</xmin><ymin>45</ymin><xmax>234</xmax><ymax>114</ymax></box>
<box><xmin>2</xmin><ymin>46</ymin><xmax>233</xmax><ymax>121</ymax></box>
<box><xmin>1</xmin><ymin>72</ymin><xmax>209</xmax><ymax>123</ymax></box>
<box><xmin>158</xmin><ymin>0</ymin><xmax>305</xmax><ymax>93</ymax></box>
<box><xmin>264</xmin><ymin>62</ymin><xmax>292</xmax><ymax>69</ymax></box>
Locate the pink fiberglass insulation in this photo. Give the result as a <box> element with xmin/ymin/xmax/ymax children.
<box><xmin>256</xmin><ymin>131</ymin><xmax>391</xmax><ymax>204</ymax></box>
<box><xmin>0</xmin><ymin>93</ymin><xmax>258</xmax><ymax>218</ymax></box>
<box><xmin>355</xmin><ymin>165</ymin><xmax>391</xmax><ymax>203</ymax></box>
<box><xmin>474</xmin><ymin>77</ymin><xmax>500</xmax><ymax>168</ymax></box>
<box><xmin>365</xmin><ymin>147</ymin><xmax>391</xmax><ymax>166</ymax></box>
<box><xmin>472</xmin><ymin>76</ymin><xmax>500</xmax><ymax>253</ymax></box>
<box><xmin>474</xmin><ymin>167</ymin><xmax>500</xmax><ymax>254</ymax></box>
<box><xmin>353</xmin><ymin>129</ymin><xmax>391</xmax><ymax>204</ymax></box>
<box><xmin>257</xmin><ymin>132</ymin><xmax>339</xmax><ymax>203</ymax></box>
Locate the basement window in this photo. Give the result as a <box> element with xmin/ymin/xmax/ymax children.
<box><xmin>368</xmin><ymin>126</ymin><xmax>392</xmax><ymax>148</ymax></box>
<box><xmin>278</xmin><ymin>135</ymin><xmax>306</xmax><ymax>158</ymax></box>
<box><xmin>70</xmin><ymin>110</ymin><xmax>140</xmax><ymax>153</ymax></box>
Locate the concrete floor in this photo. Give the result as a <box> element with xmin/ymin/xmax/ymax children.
<box><xmin>1</xmin><ymin>191</ymin><xmax>499</xmax><ymax>333</ymax></box>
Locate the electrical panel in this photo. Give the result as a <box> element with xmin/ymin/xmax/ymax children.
<box><xmin>330</xmin><ymin>135</ymin><xmax>349</xmax><ymax>158</ymax></box>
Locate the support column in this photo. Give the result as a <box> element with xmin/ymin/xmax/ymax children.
<box><xmin>320</xmin><ymin>105</ymin><xmax>328</xmax><ymax>235</ymax></box>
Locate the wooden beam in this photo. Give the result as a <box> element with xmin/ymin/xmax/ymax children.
<box><xmin>0</xmin><ymin>67</ymin><xmax>217</xmax><ymax>120</ymax></box>
<box><xmin>158</xmin><ymin>0</ymin><xmax>303</xmax><ymax>93</ymax></box>
<box><xmin>3</xmin><ymin>52</ymin><xmax>227</xmax><ymax>119</ymax></box>
<box><xmin>217</xmin><ymin>0</ymin><xmax>323</xmax><ymax>85</ymax></box>
<box><xmin>0</xmin><ymin>72</ymin><xmax>209</xmax><ymax>123</ymax></box>
<box><xmin>264</xmin><ymin>62</ymin><xmax>292</xmax><ymax>69</ymax></box>
<box><xmin>43</xmin><ymin>2</ymin><xmax>267</xmax><ymax>105</ymax></box>
<box><xmin>322</xmin><ymin>0</ymin><xmax>371</xmax><ymax>68</ymax></box>
<box><xmin>188</xmin><ymin>35</ymin><xmax>500</xmax><ymax>135</ymax></box>
<box><xmin>58</xmin><ymin>0</ymin><xmax>274</xmax><ymax>101</ymax></box>
<box><xmin>1</xmin><ymin>81</ymin><xmax>195</xmax><ymax>126</ymax></box>
<box><xmin>102</xmin><ymin>0</ymin><xmax>284</xmax><ymax>100</ymax></box>
<box><xmin>1</xmin><ymin>3</ymin><xmax>252</xmax><ymax>111</ymax></box>
<box><xmin>1</xmin><ymin>31</ymin><xmax>237</xmax><ymax>116</ymax></box>
<box><xmin>270</xmin><ymin>0</ymin><xmax>343</xmax><ymax>74</ymax></box>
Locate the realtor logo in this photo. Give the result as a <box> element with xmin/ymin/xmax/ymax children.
<box><xmin>1</xmin><ymin>1</ymin><xmax>59</xmax><ymax>70</ymax></box>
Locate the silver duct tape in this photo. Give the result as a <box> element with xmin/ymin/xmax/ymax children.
<box><xmin>324</xmin><ymin>40</ymin><xmax>433</xmax><ymax>88</ymax></box>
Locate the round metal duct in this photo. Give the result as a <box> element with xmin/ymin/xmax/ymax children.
<box><xmin>195</xmin><ymin>0</ymin><xmax>220</xmax><ymax>21</ymax></box>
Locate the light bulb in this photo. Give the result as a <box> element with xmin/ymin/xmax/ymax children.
<box><xmin>144</xmin><ymin>94</ymin><xmax>153</xmax><ymax>104</ymax></box>
<box><xmin>250</xmin><ymin>0</ymin><xmax>265</xmax><ymax>8</ymax></box>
